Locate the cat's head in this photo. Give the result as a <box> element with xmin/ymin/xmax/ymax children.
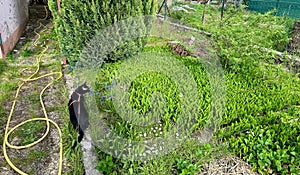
<box><xmin>75</xmin><ymin>82</ymin><xmax>90</xmax><ymax>94</ymax></box>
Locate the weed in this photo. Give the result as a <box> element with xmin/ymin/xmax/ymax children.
<box><xmin>20</xmin><ymin>49</ymin><xmax>36</xmax><ymax>57</ymax></box>
<box><xmin>96</xmin><ymin>155</ymin><xmax>117</xmax><ymax>174</ymax></box>
<box><xmin>176</xmin><ymin>158</ymin><xmax>200</xmax><ymax>175</ymax></box>
<box><xmin>5</xmin><ymin>52</ymin><xmax>16</xmax><ymax>60</ymax></box>
<box><xmin>0</xmin><ymin>60</ymin><xmax>6</xmax><ymax>74</ymax></box>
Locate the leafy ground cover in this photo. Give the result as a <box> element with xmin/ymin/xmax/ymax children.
<box><xmin>91</xmin><ymin>4</ymin><xmax>300</xmax><ymax>175</ymax></box>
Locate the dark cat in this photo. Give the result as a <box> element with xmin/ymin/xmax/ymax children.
<box><xmin>30</xmin><ymin>0</ymin><xmax>48</xmax><ymax>5</ymax></box>
<box><xmin>68</xmin><ymin>82</ymin><xmax>90</xmax><ymax>147</ymax></box>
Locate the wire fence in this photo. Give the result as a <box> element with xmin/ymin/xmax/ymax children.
<box><xmin>248</xmin><ymin>0</ymin><xmax>300</xmax><ymax>19</ymax></box>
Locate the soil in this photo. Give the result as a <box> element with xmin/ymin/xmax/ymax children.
<box><xmin>287</xmin><ymin>20</ymin><xmax>300</xmax><ymax>56</ymax></box>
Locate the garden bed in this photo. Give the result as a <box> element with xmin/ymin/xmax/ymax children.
<box><xmin>86</xmin><ymin>4</ymin><xmax>300</xmax><ymax>175</ymax></box>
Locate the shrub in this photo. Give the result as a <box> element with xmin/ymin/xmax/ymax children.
<box><xmin>48</xmin><ymin>0</ymin><xmax>156</xmax><ymax>64</ymax></box>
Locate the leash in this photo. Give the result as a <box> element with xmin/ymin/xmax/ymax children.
<box><xmin>2</xmin><ymin>6</ymin><xmax>63</xmax><ymax>175</ymax></box>
<box><xmin>69</xmin><ymin>92</ymin><xmax>82</xmax><ymax>115</ymax></box>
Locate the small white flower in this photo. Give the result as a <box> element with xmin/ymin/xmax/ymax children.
<box><xmin>155</xmin><ymin>133</ymin><xmax>158</xmax><ymax>136</ymax></box>
<box><xmin>155</xmin><ymin>127</ymin><xmax>158</xmax><ymax>130</ymax></box>
<box><xmin>259</xmin><ymin>134</ymin><xmax>262</xmax><ymax>137</ymax></box>
<box><xmin>144</xmin><ymin>133</ymin><xmax>147</xmax><ymax>137</ymax></box>
<box><xmin>252</xmin><ymin>132</ymin><xmax>255</xmax><ymax>136</ymax></box>
<box><xmin>159</xmin><ymin>127</ymin><xmax>162</xmax><ymax>130</ymax></box>
<box><xmin>160</xmin><ymin>132</ymin><xmax>162</xmax><ymax>135</ymax></box>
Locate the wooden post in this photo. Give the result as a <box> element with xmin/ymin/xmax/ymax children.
<box><xmin>166</xmin><ymin>0</ymin><xmax>172</xmax><ymax>7</ymax></box>
<box><xmin>0</xmin><ymin>33</ymin><xmax>5</xmax><ymax>61</ymax></box>
<box><xmin>57</xmin><ymin>0</ymin><xmax>61</xmax><ymax>15</ymax></box>
<box><xmin>202</xmin><ymin>0</ymin><xmax>209</xmax><ymax>24</ymax></box>
<box><xmin>62</xmin><ymin>56</ymin><xmax>67</xmax><ymax>65</ymax></box>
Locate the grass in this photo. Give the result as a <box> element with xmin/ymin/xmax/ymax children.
<box><xmin>0</xmin><ymin>22</ymin><xmax>84</xmax><ymax>175</ymax></box>
<box><xmin>0</xmin><ymin>60</ymin><xmax>6</xmax><ymax>74</ymax></box>
<box><xmin>20</xmin><ymin>49</ymin><xmax>36</xmax><ymax>57</ymax></box>
<box><xmin>9</xmin><ymin>120</ymin><xmax>46</xmax><ymax>145</ymax></box>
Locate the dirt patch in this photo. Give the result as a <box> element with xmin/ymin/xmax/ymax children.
<box><xmin>168</xmin><ymin>41</ymin><xmax>192</xmax><ymax>56</ymax></box>
<box><xmin>201</xmin><ymin>155</ymin><xmax>259</xmax><ymax>175</ymax></box>
<box><xmin>287</xmin><ymin>20</ymin><xmax>300</xmax><ymax>56</ymax></box>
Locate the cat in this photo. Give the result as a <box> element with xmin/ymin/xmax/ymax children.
<box><xmin>30</xmin><ymin>0</ymin><xmax>48</xmax><ymax>5</ymax></box>
<box><xmin>68</xmin><ymin>82</ymin><xmax>90</xmax><ymax>147</ymax></box>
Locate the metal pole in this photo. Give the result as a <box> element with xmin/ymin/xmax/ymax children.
<box><xmin>157</xmin><ymin>0</ymin><xmax>170</xmax><ymax>20</ymax></box>
<box><xmin>275</xmin><ymin>0</ymin><xmax>280</xmax><ymax>16</ymax></box>
<box><xmin>221</xmin><ymin>0</ymin><xmax>226</xmax><ymax>19</ymax></box>
<box><xmin>164</xmin><ymin>0</ymin><xmax>167</xmax><ymax>20</ymax></box>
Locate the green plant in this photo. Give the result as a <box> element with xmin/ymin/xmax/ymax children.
<box><xmin>48</xmin><ymin>0</ymin><xmax>157</xmax><ymax>64</ymax></box>
<box><xmin>176</xmin><ymin>158</ymin><xmax>200</xmax><ymax>175</ymax></box>
<box><xmin>96</xmin><ymin>155</ymin><xmax>117</xmax><ymax>174</ymax></box>
<box><xmin>20</xmin><ymin>49</ymin><xmax>36</xmax><ymax>57</ymax></box>
<box><xmin>94</xmin><ymin>41</ymin><xmax>300</xmax><ymax>174</ymax></box>
<box><xmin>9</xmin><ymin>120</ymin><xmax>46</xmax><ymax>146</ymax></box>
<box><xmin>0</xmin><ymin>60</ymin><xmax>6</xmax><ymax>74</ymax></box>
<box><xmin>89</xmin><ymin>6</ymin><xmax>300</xmax><ymax>173</ymax></box>
<box><xmin>170</xmin><ymin>3</ymin><xmax>294</xmax><ymax>52</ymax></box>
<box><xmin>5</xmin><ymin>52</ymin><xmax>16</xmax><ymax>60</ymax></box>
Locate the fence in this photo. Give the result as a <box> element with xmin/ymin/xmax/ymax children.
<box><xmin>248</xmin><ymin>0</ymin><xmax>300</xmax><ymax>19</ymax></box>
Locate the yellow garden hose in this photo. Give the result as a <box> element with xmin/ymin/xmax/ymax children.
<box><xmin>2</xmin><ymin>6</ymin><xmax>63</xmax><ymax>175</ymax></box>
